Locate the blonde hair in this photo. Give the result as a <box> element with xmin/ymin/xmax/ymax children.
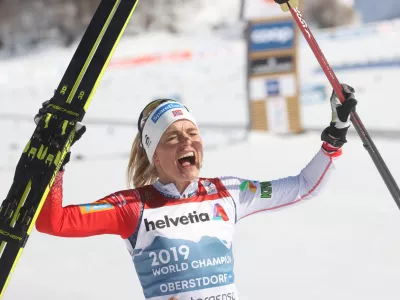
<box><xmin>126</xmin><ymin>132</ymin><xmax>158</xmax><ymax>188</ymax></box>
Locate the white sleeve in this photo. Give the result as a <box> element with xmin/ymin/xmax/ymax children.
<box><xmin>220</xmin><ymin>149</ymin><xmax>337</xmax><ymax>222</ymax></box>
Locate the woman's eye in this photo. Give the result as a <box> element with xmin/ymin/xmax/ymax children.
<box><xmin>168</xmin><ymin>135</ymin><xmax>178</xmax><ymax>141</ymax></box>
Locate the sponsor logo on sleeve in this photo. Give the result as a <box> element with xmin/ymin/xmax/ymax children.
<box><xmin>260</xmin><ymin>181</ymin><xmax>272</xmax><ymax>198</ymax></box>
<box><xmin>239</xmin><ymin>180</ymin><xmax>258</xmax><ymax>193</ymax></box>
<box><xmin>78</xmin><ymin>200</ymin><xmax>114</xmax><ymax>214</ymax></box>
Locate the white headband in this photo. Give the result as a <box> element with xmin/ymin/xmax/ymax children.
<box><xmin>141</xmin><ymin>101</ymin><xmax>198</xmax><ymax>162</ymax></box>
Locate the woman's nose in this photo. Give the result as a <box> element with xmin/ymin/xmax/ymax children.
<box><xmin>180</xmin><ymin>134</ymin><xmax>192</xmax><ymax>145</ymax></box>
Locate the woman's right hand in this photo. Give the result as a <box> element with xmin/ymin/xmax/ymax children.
<box><xmin>34</xmin><ymin>100</ymin><xmax>51</xmax><ymax>125</ymax></box>
<box><xmin>33</xmin><ymin>100</ymin><xmax>86</xmax><ymax>170</ymax></box>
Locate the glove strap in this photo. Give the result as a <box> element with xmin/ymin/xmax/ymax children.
<box><xmin>321</xmin><ymin>122</ymin><xmax>349</xmax><ymax>148</ymax></box>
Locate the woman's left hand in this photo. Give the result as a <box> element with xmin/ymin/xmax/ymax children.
<box><xmin>321</xmin><ymin>84</ymin><xmax>358</xmax><ymax>147</ymax></box>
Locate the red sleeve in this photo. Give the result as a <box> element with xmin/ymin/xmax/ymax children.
<box><xmin>35</xmin><ymin>171</ymin><xmax>141</xmax><ymax>239</ymax></box>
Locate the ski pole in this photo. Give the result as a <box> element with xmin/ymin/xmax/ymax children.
<box><xmin>281</xmin><ymin>2</ymin><xmax>400</xmax><ymax>208</ymax></box>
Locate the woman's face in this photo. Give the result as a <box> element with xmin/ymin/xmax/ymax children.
<box><xmin>153</xmin><ymin>120</ymin><xmax>203</xmax><ymax>188</ymax></box>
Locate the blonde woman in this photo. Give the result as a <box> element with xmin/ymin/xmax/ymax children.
<box><xmin>36</xmin><ymin>84</ymin><xmax>357</xmax><ymax>300</ymax></box>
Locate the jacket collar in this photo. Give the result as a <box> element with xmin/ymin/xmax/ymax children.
<box><xmin>153</xmin><ymin>179</ymin><xmax>199</xmax><ymax>199</ymax></box>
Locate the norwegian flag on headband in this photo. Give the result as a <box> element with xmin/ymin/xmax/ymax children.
<box><xmin>172</xmin><ymin>109</ymin><xmax>183</xmax><ymax>117</ymax></box>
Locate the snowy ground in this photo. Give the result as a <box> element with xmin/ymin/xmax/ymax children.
<box><xmin>1</xmin><ymin>132</ymin><xmax>400</xmax><ymax>300</ymax></box>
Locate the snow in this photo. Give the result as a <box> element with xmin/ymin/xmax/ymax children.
<box><xmin>1</xmin><ymin>132</ymin><xmax>400</xmax><ymax>300</ymax></box>
<box><xmin>2</xmin><ymin>20</ymin><xmax>400</xmax><ymax>134</ymax></box>
<box><xmin>299</xmin><ymin>19</ymin><xmax>400</xmax><ymax>132</ymax></box>
<box><xmin>1</xmin><ymin>2</ymin><xmax>400</xmax><ymax>299</ymax></box>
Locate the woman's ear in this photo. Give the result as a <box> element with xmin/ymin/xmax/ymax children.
<box><xmin>152</xmin><ymin>152</ymin><xmax>160</xmax><ymax>166</ymax></box>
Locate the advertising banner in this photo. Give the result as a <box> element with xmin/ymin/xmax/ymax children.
<box><xmin>247</xmin><ymin>14</ymin><xmax>302</xmax><ymax>133</ymax></box>
<box><xmin>249</xmin><ymin>55</ymin><xmax>294</xmax><ymax>76</ymax></box>
<box><xmin>249</xmin><ymin>20</ymin><xmax>295</xmax><ymax>52</ymax></box>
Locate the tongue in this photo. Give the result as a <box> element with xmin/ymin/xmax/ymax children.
<box><xmin>181</xmin><ymin>161</ymin><xmax>191</xmax><ymax>167</ymax></box>
<box><xmin>179</xmin><ymin>157</ymin><xmax>192</xmax><ymax>167</ymax></box>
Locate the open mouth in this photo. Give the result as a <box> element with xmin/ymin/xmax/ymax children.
<box><xmin>177</xmin><ymin>152</ymin><xmax>196</xmax><ymax>168</ymax></box>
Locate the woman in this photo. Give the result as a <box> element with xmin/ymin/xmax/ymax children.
<box><xmin>36</xmin><ymin>84</ymin><xmax>357</xmax><ymax>300</ymax></box>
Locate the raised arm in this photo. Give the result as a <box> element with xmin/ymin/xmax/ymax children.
<box><xmin>221</xmin><ymin>143</ymin><xmax>340</xmax><ymax>221</ymax></box>
<box><xmin>35</xmin><ymin>171</ymin><xmax>141</xmax><ymax>239</ymax></box>
<box><xmin>222</xmin><ymin>84</ymin><xmax>357</xmax><ymax>222</ymax></box>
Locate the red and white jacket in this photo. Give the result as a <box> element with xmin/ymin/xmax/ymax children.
<box><xmin>36</xmin><ymin>143</ymin><xmax>341</xmax><ymax>300</ymax></box>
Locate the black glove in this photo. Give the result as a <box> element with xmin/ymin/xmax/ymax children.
<box><xmin>274</xmin><ymin>0</ymin><xmax>298</xmax><ymax>11</ymax></box>
<box><xmin>59</xmin><ymin>122</ymin><xmax>86</xmax><ymax>170</ymax></box>
<box><xmin>34</xmin><ymin>100</ymin><xmax>86</xmax><ymax>170</ymax></box>
<box><xmin>34</xmin><ymin>100</ymin><xmax>51</xmax><ymax>126</ymax></box>
<box><xmin>321</xmin><ymin>84</ymin><xmax>357</xmax><ymax>147</ymax></box>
